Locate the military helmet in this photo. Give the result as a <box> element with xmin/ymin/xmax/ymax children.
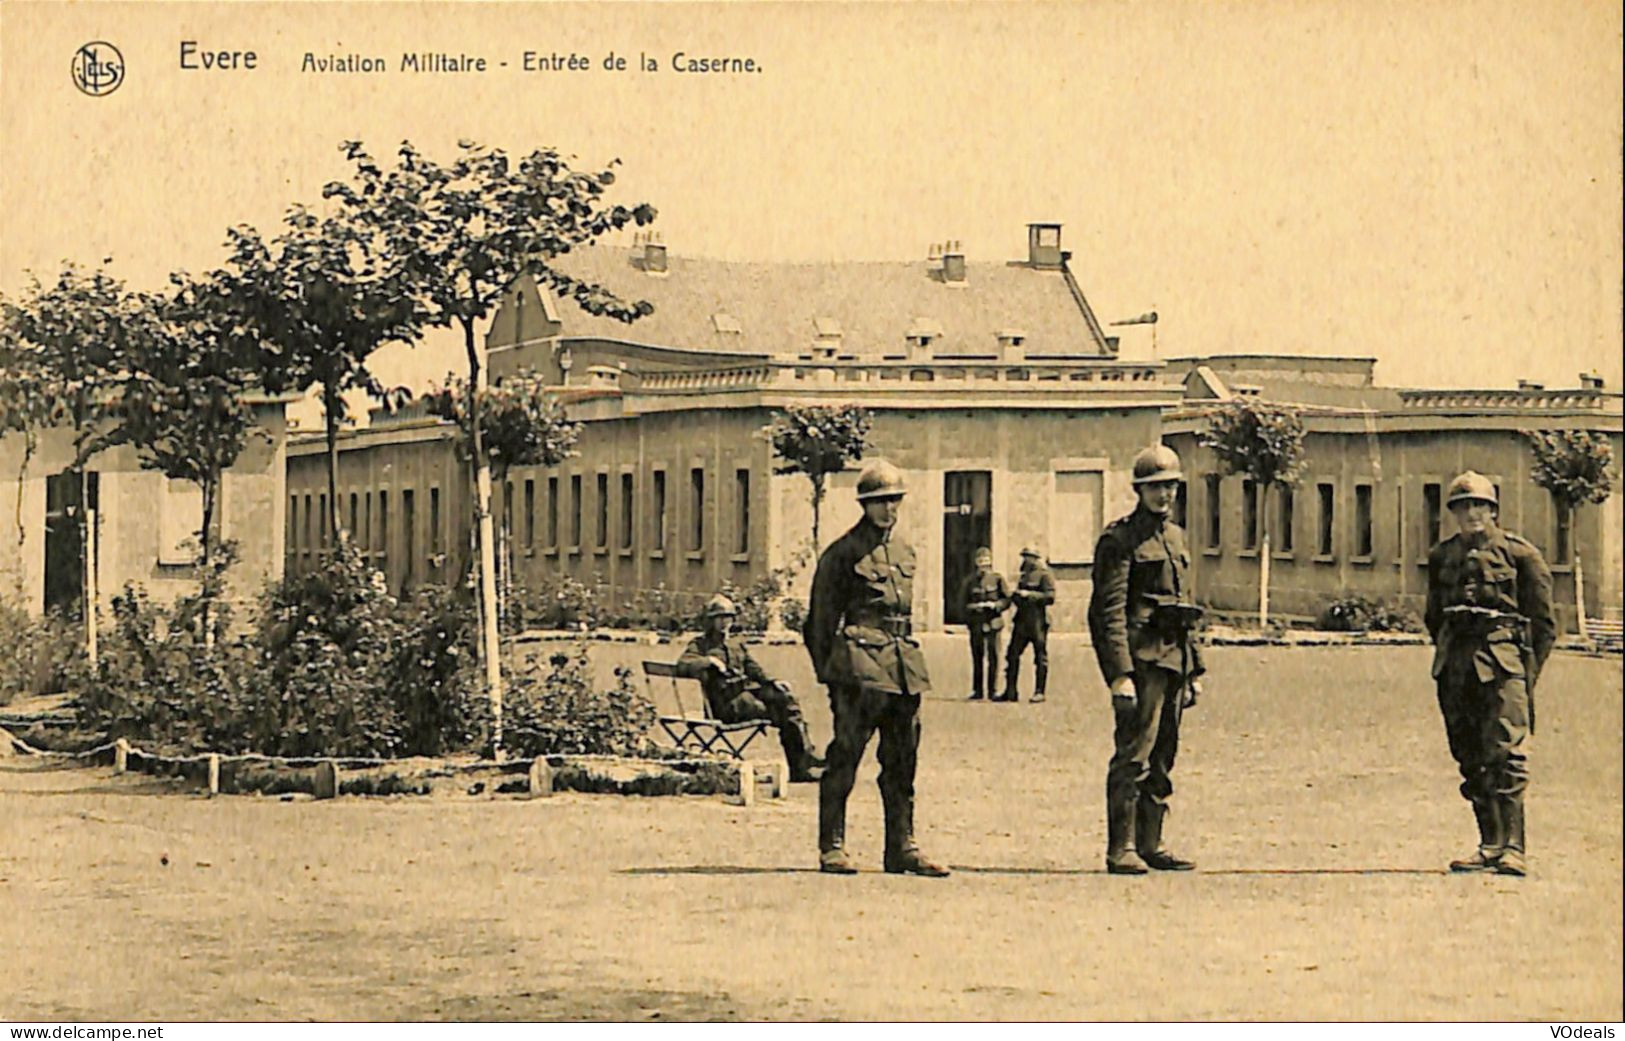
<box><xmin>1020</xmin><ymin>545</ymin><xmax>1041</xmax><ymax>559</ymax></box>
<box><xmin>1446</xmin><ymin>471</ymin><xmax>1498</xmax><ymax>508</ymax></box>
<box><xmin>703</xmin><ymin>593</ymin><xmax>738</xmax><ymax>618</ymax></box>
<box><xmin>1132</xmin><ymin>444</ymin><xmax>1184</xmax><ymax>485</ymax></box>
<box><xmin>855</xmin><ymin>459</ymin><xmax>907</xmax><ymax>501</ymax></box>
<box><xmin>974</xmin><ymin>546</ymin><xmax>992</xmax><ymax>565</ymax></box>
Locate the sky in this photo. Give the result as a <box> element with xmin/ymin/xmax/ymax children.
<box><xmin>3</xmin><ymin>0</ymin><xmax>1621</xmax><ymax>414</ymax></box>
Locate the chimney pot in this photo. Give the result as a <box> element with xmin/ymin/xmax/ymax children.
<box><xmin>1027</xmin><ymin>223</ymin><xmax>1063</xmax><ymax>269</ymax></box>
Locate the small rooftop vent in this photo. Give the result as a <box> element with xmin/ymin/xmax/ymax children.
<box><xmin>812</xmin><ymin>316</ymin><xmax>842</xmax><ymax>359</ymax></box>
<box><xmin>634</xmin><ymin>231</ymin><xmax>668</xmax><ymax>275</ymax></box>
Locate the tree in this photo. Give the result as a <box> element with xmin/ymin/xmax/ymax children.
<box><xmin>222</xmin><ymin>198</ymin><xmax>423</xmax><ymax>543</ymax></box>
<box><xmin>322</xmin><ymin>139</ymin><xmax>657</xmax><ymax>757</ymax></box>
<box><xmin>765</xmin><ymin>404</ymin><xmax>874</xmax><ymax>550</ymax></box>
<box><xmin>0</xmin><ymin>264</ymin><xmax>146</xmax><ymax>661</ymax></box>
<box><xmin>1198</xmin><ymin>399</ymin><xmax>1307</xmax><ymax>627</ymax></box>
<box><xmin>120</xmin><ymin>271</ymin><xmax>264</xmax><ymax>576</ymax></box>
<box><xmin>1524</xmin><ymin>429</ymin><xmax>1618</xmax><ymax>640</ymax></box>
<box><xmin>423</xmin><ymin>375</ymin><xmax>583</xmax><ymax>485</ymax></box>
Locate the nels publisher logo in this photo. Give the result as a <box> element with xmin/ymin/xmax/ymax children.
<box><xmin>72</xmin><ymin>41</ymin><xmax>124</xmax><ymax>96</ymax></box>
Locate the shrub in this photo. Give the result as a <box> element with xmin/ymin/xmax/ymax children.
<box><xmin>501</xmin><ymin>645</ymin><xmax>656</xmax><ymax>757</ymax></box>
<box><xmin>0</xmin><ymin>601</ymin><xmax>82</xmax><ymax>706</ymax></box>
<box><xmin>779</xmin><ymin>597</ymin><xmax>808</xmax><ymax>636</ymax></box>
<box><xmin>505</xmin><ymin>572</ymin><xmax>602</xmax><ymax>633</ymax></box>
<box><xmin>1318</xmin><ymin>595</ymin><xmax>1424</xmax><ymax>634</ymax></box>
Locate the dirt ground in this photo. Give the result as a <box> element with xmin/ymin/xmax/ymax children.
<box><xmin>2</xmin><ymin>641</ymin><xmax>1620</xmax><ymax>1022</ymax></box>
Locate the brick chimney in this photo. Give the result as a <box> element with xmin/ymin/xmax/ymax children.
<box><xmin>1579</xmin><ymin>372</ymin><xmax>1605</xmax><ymax>391</ymax></box>
<box><xmin>1027</xmin><ymin>223</ymin><xmax>1062</xmax><ymax>269</ymax></box>
<box><xmin>941</xmin><ymin>239</ymin><xmax>966</xmax><ymax>284</ymax></box>
<box><xmin>812</xmin><ymin>316</ymin><xmax>842</xmax><ymax>359</ymax></box>
<box><xmin>636</xmin><ymin>230</ymin><xmax>668</xmax><ymax>275</ymax></box>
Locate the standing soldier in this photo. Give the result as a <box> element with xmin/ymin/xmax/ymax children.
<box><xmin>676</xmin><ymin>594</ymin><xmax>825</xmax><ymax>783</ymax></box>
<box><xmin>804</xmin><ymin>459</ymin><xmax>949</xmax><ymax>877</ymax></box>
<box><xmin>1088</xmin><ymin>445</ymin><xmax>1207</xmax><ymax>875</ymax></box>
<box><xmin>959</xmin><ymin>546</ymin><xmax>1010</xmax><ymax>701</ymax></box>
<box><xmin>1000</xmin><ymin>546</ymin><xmax>1056</xmax><ymax>702</ymax></box>
<box><xmin>1426</xmin><ymin>471</ymin><xmax>1555</xmax><ymax>877</ymax></box>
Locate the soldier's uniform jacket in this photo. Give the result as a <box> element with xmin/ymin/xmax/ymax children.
<box><xmin>958</xmin><ymin>569</ymin><xmax>1011</xmax><ymax>634</ymax></box>
<box><xmin>1088</xmin><ymin>507</ymin><xmax>1206</xmax><ymax>684</ymax></box>
<box><xmin>675</xmin><ymin>630</ymin><xmax>775</xmax><ymax>716</ymax></box>
<box><xmin>1011</xmin><ymin>564</ymin><xmax>1057</xmax><ymax>632</ymax></box>
<box><xmin>805</xmin><ymin>518</ymin><xmax>931</xmax><ymax>697</ymax></box>
<box><xmin>1425</xmin><ymin>528</ymin><xmax>1556</xmax><ymax>686</ymax></box>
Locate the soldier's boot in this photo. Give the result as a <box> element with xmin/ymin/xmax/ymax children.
<box><xmin>1495</xmin><ymin>797</ymin><xmax>1527</xmax><ymax>877</ymax></box>
<box><xmin>1136</xmin><ymin>798</ymin><xmax>1196</xmax><ymax>871</ymax></box>
<box><xmin>999</xmin><ymin>658</ymin><xmax>1021</xmax><ymax>702</ymax></box>
<box><xmin>1030</xmin><ymin>663</ymin><xmax>1048</xmax><ymax>703</ymax></box>
<box><xmin>1449</xmin><ymin>800</ymin><xmax>1503</xmax><ymax>873</ymax></box>
<box><xmin>818</xmin><ymin>789</ymin><xmax>857</xmax><ymax>875</ymax></box>
<box><xmin>882</xmin><ymin>791</ymin><xmax>949</xmax><ymax>877</ymax></box>
<box><xmin>781</xmin><ymin>721</ymin><xmax>823</xmax><ymax>782</ymax></box>
<box><xmin>1106</xmin><ymin>793</ymin><xmax>1148</xmax><ymax>875</ymax></box>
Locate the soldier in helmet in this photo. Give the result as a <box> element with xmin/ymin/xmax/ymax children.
<box><xmin>1088</xmin><ymin>444</ymin><xmax>1207</xmax><ymax>875</ymax></box>
<box><xmin>805</xmin><ymin>459</ymin><xmax>949</xmax><ymax>876</ymax></box>
<box><xmin>1000</xmin><ymin>545</ymin><xmax>1056</xmax><ymax>702</ymax></box>
<box><xmin>958</xmin><ymin>546</ymin><xmax>1010</xmax><ymax>701</ymax></box>
<box><xmin>677</xmin><ymin>593</ymin><xmax>825</xmax><ymax>782</ymax></box>
<box><xmin>1425</xmin><ymin>470</ymin><xmax>1555</xmax><ymax>877</ymax></box>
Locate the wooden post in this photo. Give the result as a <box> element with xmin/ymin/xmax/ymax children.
<box><xmin>313</xmin><ymin>761</ymin><xmax>338</xmax><ymax>800</ymax></box>
<box><xmin>528</xmin><ymin>757</ymin><xmax>553</xmax><ymax>798</ymax></box>
<box><xmin>734</xmin><ymin>760</ymin><xmax>756</xmax><ymax>807</ymax></box>
<box><xmin>114</xmin><ymin>738</ymin><xmax>128</xmax><ymax>773</ymax></box>
<box><xmin>207</xmin><ymin>754</ymin><xmax>220</xmax><ymax>796</ymax></box>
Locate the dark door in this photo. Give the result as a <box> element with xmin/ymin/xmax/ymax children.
<box><xmin>43</xmin><ymin>470</ymin><xmax>97</xmax><ymax>616</ymax></box>
<box><xmin>942</xmin><ymin>471</ymin><xmax>992</xmax><ymax>625</ymax></box>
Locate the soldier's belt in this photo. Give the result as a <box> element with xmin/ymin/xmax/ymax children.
<box><xmin>848</xmin><ymin>615</ymin><xmax>913</xmax><ymax>638</ymax></box>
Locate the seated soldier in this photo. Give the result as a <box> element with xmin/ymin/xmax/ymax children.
<box><xmin>676</xmin><ymin>594</ymin><xmax>826</xmax><ymax>782</ymax></box>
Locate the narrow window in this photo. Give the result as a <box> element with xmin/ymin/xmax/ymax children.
<box><xmin>1242</xmin><ymin>479</ymin><xmax>1258</xmax><ymax>550</ymax></box>
<box><xmin>303</xmin><ymin>494</ymin><xmax>313</xmax><ymax>553</ymax></box>
<box><xmin>596</xmin><ymin>472</ymin><xmax>609</xmax><ymax>549</ymax></box>
<box><xmin>1173</xmin><ymin>480</ymin><xmax>1188</xmax><ymax>530</ymax></box>
<box><xmin>620</xmin><ymin>473</ymin><xmax>635</xmax><ymax>550</ymax></box>
<box><xmin>690</xmin><ymin>467</ymin><xmax>706</xmax><ymax>552</ymax></box>
<box><xmin>735</xmin><ymin>468</ymin><xmax>751</xmax><ymax>555</ymax></box>
<box><xmin>1205</xmin><ymin>474</ymin><xmax>1221</xmax><ymax>548</ymax></box>
<box><xmin>502</xmin><ymin>481</ymin><xmax>515</xmax><ymax>549</ymax></box>
<box><xmin>1317</xmin><ymin>483</ymin><xmax>1334</xmax><ymax>557</ymax></box>
<box><xmin>349</xmin><ymin>493</ymin><xmax>359</xmax><ymax>541</ymax></box>
<box><xmin>377</xmin><ymin>491</ymin><xmax>389</xmax><ymax>562</ymax></box>
<box><xmin>430</xmin><ymin>487</ymin><xmax>443</xmax><ymax>556</ymax></box>
<box><xmin>289</xmin><ymin>495</ymin><xmax>299</xmax><ymax>552</ymax></box>
<box><xmin>547</xmin><ymin>476</ymin><xmax>559</xmax><ymax>548</ymax></box>
<box><xmin>1423</xmin><ymin>482</ymin><xmax>1442</xmax><ymax>550</ymax></box>
<box><xmin>653</xmin><ymin>470</ymin><xmax>667</xmax><ymax>551</ymax></box>
<box><xmin>401</xmin><ymin>489</ymin><xmax>416</xmax><ymax>588</ymax></box>
<box><xmin>569</xmin><ymin>474</ymin><xmax>582</xmax><ymax>547</ymax></box>
<box><xmin>1553</xmin><ymin>494</ymin><xmax>1572</xmax><ymax>565</ymax></box>
<box><xmin>524</xmin><ymin>479</ymin><xmax>535</xmax><ymax>549</ymax></box>
<box><xmin>1277</xmin><ymin>486</ymin><xmax>1295</xmax><ymax>553</ymax></box>
<box><xmin>1354</xmin><ymin>484</ymin><xmax>1373</xmax><ymax>558</ymax></box>
<box><xmin>318</xmin><ymin>494</ymin><xmax>328</xmax><ymax>547</ymax></box>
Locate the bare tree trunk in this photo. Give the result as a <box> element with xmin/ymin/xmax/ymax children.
<box><xmin>322</xmin><ymin>379</ymin><xmax>342</xmax><ymax>547</ymax></box>
<box><xmin>81</xmin><ymin>466</ymin><xmax>97</xmax><ymax>667</ymax></box>
<box><xmin>1572</xmin><ymin>503</ymin><xmax>1589</xmax><ymax>641</ymax></box>
<box><xmin>465</xmin><ymin>319</ymin><xmax>504</xmax><ymax>759</ymax></box>
<box><xmin>1258</xmin><ymin>482</ymin><xmax>1271</xmax><ymax>630</ymax></box>
<box><xmin>200</xmin><ymin>477</ymin><xmax>216</xmax><ymax>648</ymax></box>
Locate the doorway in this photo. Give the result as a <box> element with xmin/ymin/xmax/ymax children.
<box><xmin>942</xmin><ymin>471</ymin><xmax>992</xmax><ymax>625</ymax></box>
<box><xmin>43</xmin><ymin>470</ymin><xmax>98</xmax><ymax>616</ymax></box>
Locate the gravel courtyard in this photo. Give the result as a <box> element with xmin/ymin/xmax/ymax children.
<box><xmin>3</xmin><ymin>642</ymin><xmax>1620</xmax><ymax>1022</ymax></box>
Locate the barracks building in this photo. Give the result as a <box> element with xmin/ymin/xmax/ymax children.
<box><xmin>280</xmin><ymin>225</ymin><xmax>1624</xmax><ymax>634</ymax></box>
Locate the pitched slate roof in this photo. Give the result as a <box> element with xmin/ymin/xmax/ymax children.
<box><xmin>539</xmin><ymin>246</ymin><xmax>1112</xmax><ymax>359</ymax></box>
